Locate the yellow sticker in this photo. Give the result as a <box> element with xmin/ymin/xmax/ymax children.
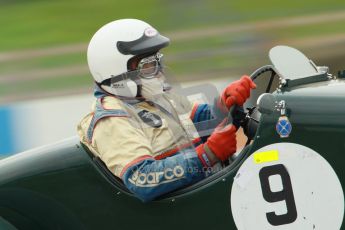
<box><xmin>253</xmin><ymin>150</ymin><xmax>279</xmax><ymax>164</ymax></box>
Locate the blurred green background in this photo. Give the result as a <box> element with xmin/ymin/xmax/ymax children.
<box><xmin>1</xmin><ymin>0</ymin><xmax>345</xmax><ymax>104</ymax></box>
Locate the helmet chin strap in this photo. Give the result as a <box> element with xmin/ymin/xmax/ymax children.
<box><xmin>101</xmin><ymin>79</ymin><xmax>138</xmax><ymax>98</ymax></box>
<box><xmin>97</xmin><ymin>71</ymin><xmax>167</xmax><ymax>100</ymax></box>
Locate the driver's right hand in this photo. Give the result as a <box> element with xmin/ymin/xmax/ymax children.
<box><xmin>220</xmin><ymin>75</ymin><xmax>256</xmax><ymax>110</ymax></box>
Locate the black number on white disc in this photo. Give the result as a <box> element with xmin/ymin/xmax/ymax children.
<box><xmin>259</xmin><ymin>164</ymin><xmax>297</xmax><ymax>226</ymax></box>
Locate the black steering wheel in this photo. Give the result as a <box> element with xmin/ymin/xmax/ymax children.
<box><xmin>227</xmin><ymin>65</ymin><xmax>278</xmax><ymax>146</ymax></box>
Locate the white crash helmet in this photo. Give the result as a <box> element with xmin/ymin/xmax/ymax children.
<box><xmin>87</xmin><ymin>19</ymin><xmax>170</xmax><ymax>97</ymax></box>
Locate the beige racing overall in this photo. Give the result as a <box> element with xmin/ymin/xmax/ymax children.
<box><xmin>78</xmin><ymin>93</ymin><xmax>201</xmax><ymax>178</ymax></box>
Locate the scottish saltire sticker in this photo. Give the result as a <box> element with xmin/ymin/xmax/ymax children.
<box><xmin>276</xmin><ymin>116</ymin><xmax>292</xmax><ymax>138</ymax></box>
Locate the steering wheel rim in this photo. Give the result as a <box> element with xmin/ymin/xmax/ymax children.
<box><xmin>227</xmin><ymin>65</ymin><xmax>278</xmax><ymax>146</ymax></box>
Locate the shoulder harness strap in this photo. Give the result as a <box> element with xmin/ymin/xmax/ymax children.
<box><xmin>86</xmin><ymin>97</ymin><xmax>130</xmax><ymax>143</ymax></box>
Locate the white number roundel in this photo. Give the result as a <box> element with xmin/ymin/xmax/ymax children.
<box><xmin>231</xmin><ymin>143</ymin><xmax>344</xmax><ymax>230</ymax></box>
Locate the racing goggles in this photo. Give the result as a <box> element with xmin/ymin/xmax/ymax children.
<box><xmin>100</xmin><ymin>53</ymin><xmax>164</xmax><ymax>86</ymax></box>
<box><xmin>136</xmin><ymin>52</ymin><xmax>164</xmax><ymax>79</ymax></box>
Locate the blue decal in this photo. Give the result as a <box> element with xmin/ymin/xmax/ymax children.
<box><xmin>276</xmin><ymin>116</ymin><xmax>292</xmax><ymax>138</ymax></box>
<box><xmin>0</xmin><ymin>106</ymin><xmax>15</xmax><ymax>155</ymax></box>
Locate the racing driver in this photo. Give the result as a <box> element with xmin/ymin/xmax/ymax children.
<box><xmin>77</xmin><ymin>19</ymin><xmax>256</xmax><ymax>202</ymax></box>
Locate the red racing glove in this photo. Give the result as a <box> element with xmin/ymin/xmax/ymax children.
<box><xmin>196</xmin><ymin>119</ymin><xmax>237</xmax><ymax>165</ymax></box>
<box><xmin>220</xmin><ymin>75</ymin><xmax>256</xmax><ymax>110</ymax></box>
<box><xmin>206</xmin><ymin>122</ymin><xmax>237</xmax><ymax>162</ymax></box>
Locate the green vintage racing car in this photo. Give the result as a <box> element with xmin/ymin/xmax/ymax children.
<box><xmin>0</xmin><ymin>46</ymin><xmax>344</xmax><ymax>230</ymax></box>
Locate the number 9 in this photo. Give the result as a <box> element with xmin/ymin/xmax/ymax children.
<box><xmin>259</xmin><ymin>164</ymin><xmax>298</xmax><ymax>226</ymax></box>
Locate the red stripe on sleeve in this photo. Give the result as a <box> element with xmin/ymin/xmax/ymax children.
<box><xmin>120</xmin><ymin>155</ymin><xmax>153</xmax><ymax>178</ymax></box>
<box><xmin>154</xmin><ymin>137</ymin><xmax>201</xmax><ymax>160</ymax></box>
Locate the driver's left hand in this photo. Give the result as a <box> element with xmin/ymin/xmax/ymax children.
<box><xmin>220</xmin><ymin>75</ymin><xmax>256</xmax><ymax>110</ymax></box>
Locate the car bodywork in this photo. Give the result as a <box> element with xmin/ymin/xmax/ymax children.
<box><xmin>0</xmin><ymin>46</ymin><xmax>344</xmax><ymax>230</ymax></box>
